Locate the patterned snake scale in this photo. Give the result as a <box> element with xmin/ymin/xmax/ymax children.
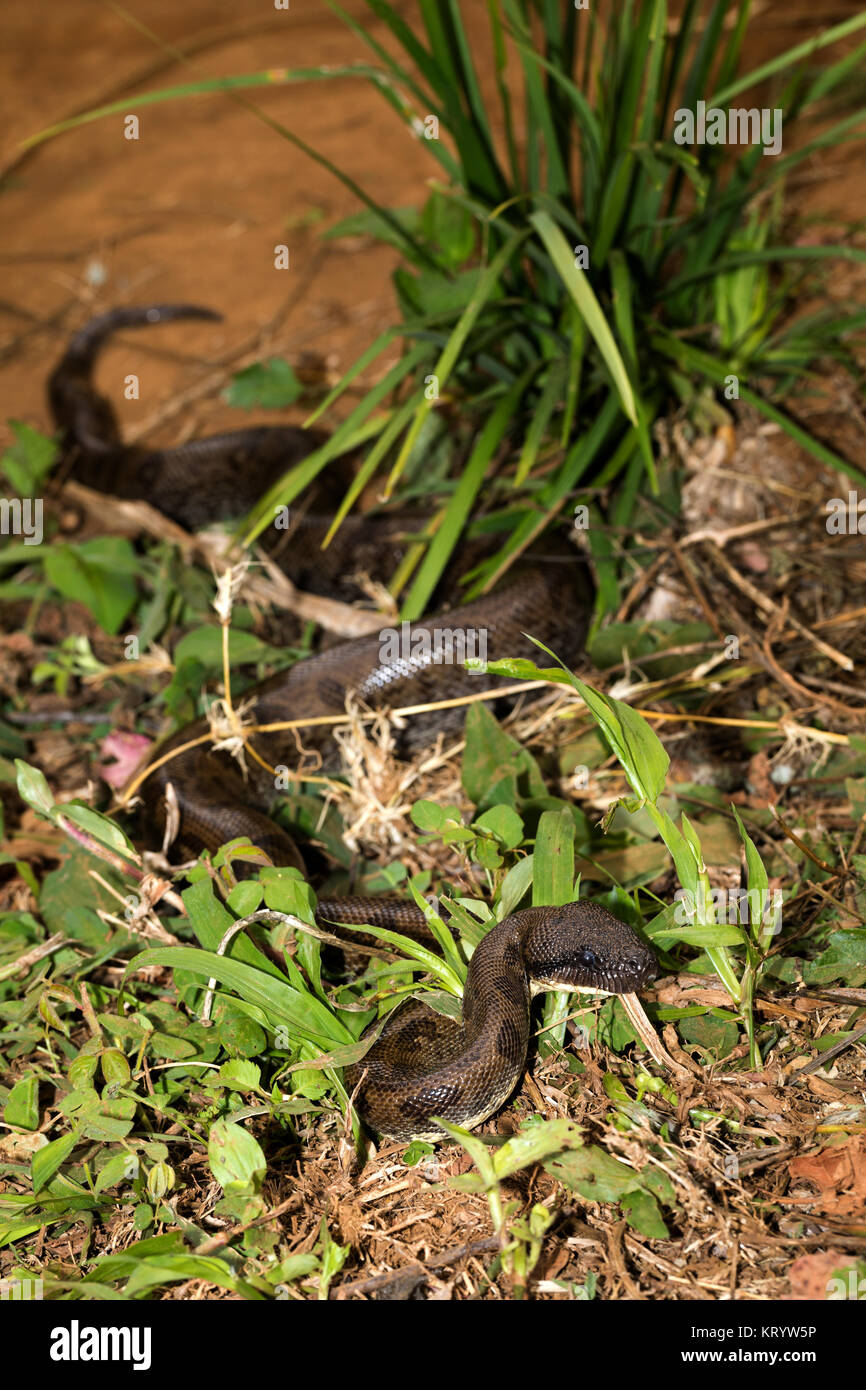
<box><xmin>49</xmin><ymin>305</ymin><xmax>659</xmax><ymax>1142</ymax></box>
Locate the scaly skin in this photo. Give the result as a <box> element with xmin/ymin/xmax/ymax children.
<box><xmin>334</xmin><ymin>900</ymin><xmax>658</xmax><ymax>1142</ymax></box>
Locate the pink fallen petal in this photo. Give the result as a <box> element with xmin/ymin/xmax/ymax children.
<box><xmin>98</xmin><ymin>732</ymin><xmax>152</xmax><ymax>789</ymax></box>
<box><xmin>740</xmin><ymin>541</ymin><xmax>769</xmax><ymax>573</ymax></box>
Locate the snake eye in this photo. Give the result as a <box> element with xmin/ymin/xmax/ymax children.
<box><xmin>578</xmin><ymin>948</ymin><xmax>599</xmax><ymax>970</ymax></box>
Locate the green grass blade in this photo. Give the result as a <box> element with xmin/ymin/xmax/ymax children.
<box><xmin>415</xmin><ymin>0</ymin><xmax>506</xmax><ymax>199</ymax></box>
<box><xmin>442</xmin><ymin>0</ymin><xmax>499</xmax><ymax>153</ymax></box>
<box><xmin>464</xmin><ymin>391</ymin><xmax>623</xmax><ymax>597</ymax></box>
<box><xmin>662</xmin><ymin>243</ymin><xmax>866</xmax><ymax>297</ymax></box>
<box><xmin>659</xmin><ymin>0</ymin><xmax>700</xmax><ymax>126</ymax></box>
<box><xmin>559</xmin><ymin>307</ymin><xmax>586</xmax><ymax>448</ymax></box>
<box><xmin>515</xmin><ymin>361</ymin><xmax>565</xmax><ymax>485</ymax></box>
<box><xmin>326</xmin><ymin>2</ymin><xmax>465</xmax><ymax>184</ymax></box>
<box><xmin>402</xmin><ymin>368</ymin><xmax>534</xmax><ymax>619</ymax></box>
<box><xmin>503</xmin><ymin>23</ymin><xmax>604</xmax><ymax>178</ymax></box>
<box><xmin>799</xmin><ymin>37</ymin><xmax>866</xmax><ymax>109</ymax></box>
<box><xmin>767</xmin><ymin>110</ymin><xmax>866</xmax><ymax>180</ymax></box>
<box><xmin>328</xmin><ymin>0</ymin><xmax>434</xmax><ymax>109</ymax></box>
<box><xmin>530</xmin><ymin>210</ymin><xmax>638</xmax><ymax>426</ymax></box>
<box><xmin>19</xmin><ymin>67</ymin><xmax>379</xmax><ymax>150</ymax></box>
<box><xmin>713</xmin><ymin>0</ymin><xmax>754</xmax><ymax>103</ymax></box>
<box><xmin>615</xmin><ymin>0</ymin><xmax>662</xmax><ymax>151</ymax></box>
<box><xmin>21</xmin><ymin>63</ymin><xmax>434</xmax><ymax>270</ymax></box>
<box><xmin>242</xmin><ymin>346</ymin><xmax>427</xmax><ymax>547</ymax></box>
<box><xmin>487</xmin><ymin>0</ymin><xmax>523</xmax><ymax>187</ymax></box>
<box><xmin>710</xmin><ymin>10</ymin><xmax>866</xmax><ymax>106</ymax></box>
<box><xmin>303</xmin><ymin>325</ymin><xmax>399</xmax><ymax>425</ymax></box>
<box><xmin>609</xmin><ymin>251</ymin><xmax>658</xmax><ymax>491</ymax></box>
<box><xmin>383</xmin><ymin>227</ymin><xmax>528</xmax><ymax>497</ymax></box>
<box><xmin>501</xmin><ymin>0</ymin><xmax>569</xmax><ymax>197</ymax></box>
<box><xmin>358</xmin><ymin>0</ymin><xmax>455</xmax><ymax>107</ymax></box>
<box><xmin>652</xmin><ymin>330</ymin><xmax>866</xmax><ymax>488</ymax></box>
<box><xmin>681</xmin><ymin>0</ymin><xmax>730</xmax><ymax>114</ymax></box>
<box><xmin>125</xmin><ymin>947</ymin><xmax>354</xmax><ymax>1049</ymax></box>
<box><xmin>321</xmin><ymin>397</ymin><xmax>421</xmax><ymax>548</ymax></box>
<box><xmin>533</xmin><ymin>807</ymin><xmax>575</xmax><ymax>907</ymax></box>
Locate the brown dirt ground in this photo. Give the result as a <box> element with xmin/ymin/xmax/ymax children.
<box><xmin>1</xmin><ymin>0</ymin><xmax>865</xmax><ymax>444</ymax></box>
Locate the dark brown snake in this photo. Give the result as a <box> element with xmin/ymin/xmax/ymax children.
<box><xmin>48</xmin><ymin>305</ymin><xmax>658</xmax><ymax>1142</ymax></box>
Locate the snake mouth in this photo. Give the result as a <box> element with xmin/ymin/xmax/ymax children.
<box><xmin>604</xmin><ymin>957</ymin><xmax>659</xmax><ymax>993</ymax></box>
<box><xmin>531</xmin><ymin>953</ymin><xmax>658</xmax><ymax>997</ymax></box>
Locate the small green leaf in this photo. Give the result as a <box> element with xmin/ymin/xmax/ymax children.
<box><xmin>101</xmin><ymin>1050</ymin><xmax>131</xmax><ymax>1087</ymax></box>
<box><xmin>68</xmin><ymin>1054</ymin><xmax>99</xmax><ymax>1088</ymax></box>
<box><xmin>420</xmin><ymin>189</ymin><xmax>476</xmax><ymax>267</ymax></box>
<box><xmin>621</xmin><ymin>1188</ymin><xmax>669</xmax><ymax>1239</ymax></box>
<box><xmin>1</xmin><ymin>420</ymin><xmax>58</xmax><ymax>492</ymax></box>
<box><xmin>498</xmin><ymin>854</ymin><xmax>534</xmax><ymax>918</ymax></box>
<box><xmin>226</xmin><ymin>881</ymin><xmax>264</xmax><ymax>917</ymax></box>
<box><xmin>15</xmin><ymin>759</ymin><xmax>55</xmax><ymax>818</ymax></box>
<box><xmin>224</xmin><ymin>358</ymin><xmax>303</xmax><ymax>410</ymax></box>
<box><xmin>803</xmin><ymin>931</ymin><xmax>866</xmax><ymax>987</ymax></box>
<box><xmin>32</xmin><ymin>1132</ymin><xmax>77</xmax><ymax>1192</ymax></box>
<box><xmin>411</xmin><ymin>799</ymin><xmax>447</xmax><ymax>832</ymax></box>
<box><xmin>678</xmin><ymin>1013</ymin><xmax>740</xmax><ymax>1058</ymax></box>
<box><xmin>568</xmin><ymin>673</ymin><xmax>670</xmax><ymax>804</ymax></box>
<box><xmin>59</xmin><ymin>803</ymin><xmax>139</xmax><ymax>860</ymax></box>
<box><xmin>133</xmin><ymin>1203</ymin><xmax>153</xmax><ymax>1231</ymax></box>
<box><xmin>43</xmin><ymin>538</ymin><xmax>138</xmax><ymax>635</ymax></box>
<box><xmin>3</xmin><ymin>1075</ymin><xmax>39</xmax><ymax>1130</ymax></box>
<box><xmin>172</xmin><ymin>626</ymin><xmax>277</xmax><ymax>672</ymax></box>
<box><xmin>462</xmin><ymin>703</ymin><xmax>546</xmax><ymax>809</ymax></box>
<box><xmin>218</xmin><ymin>1059</ymin><xmax>263</xmax><ymax>1092</ymax></box>
<box><xmin>401</xmin><ymin>1140</ymin><xmax>435</xmax><ymax>1168</ymax></box>
<box><xmin>474</xmin><ymin>805</ymin><xmax>524</xmax><ymax>850</ymax></box>
<box><xmin>208</xmin><ymin>1119</ymin><xmax>266</xmax><ymax>1192</ymax></box>
<box><xmin>94</xmin><ymin>1151</ymin><xmax>138</xmax><ymax>1194</ymax></box>
<box><xmin>216</xmin><ymin>1015</ymin><xmax>268</xmax><ymax>1058</ymax></box>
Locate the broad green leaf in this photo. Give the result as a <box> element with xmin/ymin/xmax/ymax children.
<box><xmin>15</xmin><ymin>759</ymin><xmax>55</xmax><ymax>818</ymax></box>
<box><xmin>461</xmin><ymin>702</ymin><xmax>546</xmax><ymax>809</ymax></box>
<box><xmin>533</xmin><ymin>808</ymin><xmax>575</xmax><ymax>907</ymax></box>
<box><xmin>3</xmin><ymin>1075</ymin><xmax>39</xmax><ymax>1130</ymax></box>
<box><xmin>125</xmin><ymin>944</ymin><xmax>353</xmax><ymax>1048</ymax></box>
<box><xmin>94</xmin><ymin>1151</ymin><xmax>138</xmax><ymax>1194</ymax></box>
<box><xmin>172</xmin><ymin>626</ymin><xmax>278</xmax><ymax>672</ymax></box>
<box><xmin>58</xmin><ymin>803</ymin><xmax>139</xmax><ymax>861</ymax></box>
<box><xmin>32</xmin><ymin>1132</ymin><xmax>78</xmax><ymax>1192</ymax></box>
<box><xmin>498</xmin><ymin>853</ymin><xmax>535</xmax><ymax>919</ymax></box>
<box><xmin>208</xmin><ymin>1119</ymin><xmax>266</xmax><ymax>1191</ymax></box>
<box><xmin>1</xmin><ymin>421</ymin><xmax>58</xmax><ymax>493</ymax></box>
<box><xmin>474</xmin><ymin>805</ymin><xmax>523</xmax><ymax>850</ymax></box>
<box><xmin>620</xmin><ymin>1188</ymin><xmax>669</xmax><ymax>1240</ymax></box>
<box><xmin>224</xmin><ymin>358</ymin><xmax>303</xmax><ymax>410</ymax></box>
<box><xmin>566</xmin><ymin>673</ymin><xmax>669</xmax><ymax>804</ymax></box>
<box><xmin>217</xmin><ymin>1060</ymin><xmax>263</xmax><ymax>1092</ymax></box>
<box><xmin>43</xmin><ymin>538</ymin><xmax>138</xmax><ymax>635</ymax></box>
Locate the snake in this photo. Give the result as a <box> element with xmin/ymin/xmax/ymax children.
<box><xmin>48</xmin><ymin>304</ymin><xmax>659</xmax><ymax>1142</ymax></box>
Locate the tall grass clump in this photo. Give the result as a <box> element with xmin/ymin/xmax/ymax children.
<box><xmin>23</xmin><ymin>1</ymin><xmax>866</xmax><ymax>604</ymax></box>
<box><xmin>242</xmin><ymin>0</ymin><xmax>866</xmax><ymax>611</ymax></box>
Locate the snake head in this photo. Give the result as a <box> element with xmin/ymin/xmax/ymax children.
<box><xmin>524</xmin><ymin>902</ymin><xmax>658</xmax><ymax>995</ymax></box>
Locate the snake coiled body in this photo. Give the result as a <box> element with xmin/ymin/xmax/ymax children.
<box><xmin>338</xmin><ymin>900</ymin><xmax>657</xmax><ymax>1142</ymax></box>
<box><xmin>49</xmin><ymin>305</ymin><xmax>658</xmax><ymax>1142</ymax></box>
